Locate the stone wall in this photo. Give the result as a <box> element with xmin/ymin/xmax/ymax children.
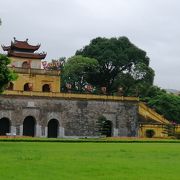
<box><xmin>0</xmin><ymin>95</ymin><xmax>139</xmax><ymax>138</ymax></box>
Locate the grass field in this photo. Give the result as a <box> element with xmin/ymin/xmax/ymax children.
<box><xmin>0</xmin><ymin>142</ymin><xmax>180</xmax><ymax>180</ymax></box>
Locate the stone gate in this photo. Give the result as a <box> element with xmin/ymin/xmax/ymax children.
<box><xmin>0</xmin><ymin>94</ymin><xmax>139</xmax><ymax>138</ymax></box>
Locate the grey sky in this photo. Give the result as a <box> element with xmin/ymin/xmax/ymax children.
<box><xmin>0</xmin><ymin>0</ymin><xmax>180</xmax><ymax>90</ymax></box>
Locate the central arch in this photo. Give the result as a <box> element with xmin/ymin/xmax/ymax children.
<box><xmin>106</xmin><ymin>120</ymin><xmax>113</xmax><ymax>137</ymax></box>
<box><xmin>47</xmin><ymin>119</ymin><xmax>59</xmax><ymax>138</ymax></box>
<box><xmin>23</xmin><ymin>116</ymin><xmax>36</xmax><ymax>137</ymax></box>
<box><xmin>0</xmin><ymin>118</ymin><xmax>10</xmax><ymax>136</ymax></box>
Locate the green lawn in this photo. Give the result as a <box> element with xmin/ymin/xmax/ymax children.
<box><xmin>0</xmin><ymin>142</ymin><xmax>180</xmax><ymax>180</ymax></box>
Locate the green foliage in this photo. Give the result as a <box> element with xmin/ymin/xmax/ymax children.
<box><xmin>0</xmin><ymin>142</ymin><xmax>180</xmax><ymax>179</ymax></box>
<box><xmin>96</xmin><ymin>116</ymin><xmax>112</xmax><ymax>137</ymax></box>
<box><xmin>0</xmin><ymin>54</ymin><xmax>17</xmax><ymax>93</ymax></box>
<box><xmin>146</xmin><ymin>93</ymin><xmax>180</xmax><ymax>123</ymax></box>
<box><xmin>142</xmin><ymin>85</ymin><xmax>166</xmax><ymax>99</ymax></box>
<box><xmin>61</xmin><ymin>55</ymin><xmax>98</xmax><ymax>92</ymax></box>
<box><xmin>76</xmin><ymin>37</ymin><xmax>154</xmax><ymax>94</ymax></box>
<box><xmin>0</xmin><ymin>137</ymin><xmax>180</xmax><ymax>143</ymax></box>
<box><xmin>140</xmin><ymin>85</ymin><xmax>180</xmax><ymax>123</ymax></box>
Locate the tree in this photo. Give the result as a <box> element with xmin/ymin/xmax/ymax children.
<box><xmin>61</xmin><ymin>55</ymin><xmax>98</xmax><ymax>92</ymax></box>
<box><xmin>0</xmin><ymin>55</ymin><xmax>17</xmax><ymax>93</ymax></box>
<box><xmin>113</xmin><ymin>63</ymin><xmax>154</xmax><ymax>96</ymax></box>
<box><xmin>76</xmin><ymin>37</ymin><xmax>154</xmax><ymax>95</ymax></box>
<box><xmin>147</xmin><ymin>93</ymin><xmax>180</xmax><ymax>123</ymax></box>
<box><xmin>142</xmin><ymin>85</ymin><xmax>166</xmax><ymax>99</ymax></box>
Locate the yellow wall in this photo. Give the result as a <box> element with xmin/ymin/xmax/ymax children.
<box><xmin>139</xmin><ymin>124</ymin><xmax>180</xmax><ymax>138</ymax></box>
<box><xmin>10</xmin><ymin>57</ymin><xmax>42</xmax><ymax>69</ymax></box>
<box><xmin>8</xmin><ymin>56</ymin><xmax>60</xmax><ymax>93</ymax></box>
<box><xmin>13</xmin><ymin>73</ymin><xmax>60</xmax><ymax>93</ymax></box>
<box><xmin>139</xmin><ymin>124</ymin><xmax>168</xmax><ymax>138</ymax></box>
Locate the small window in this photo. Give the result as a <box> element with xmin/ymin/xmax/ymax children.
<box><xmin>22</xmin><ymin>61</ymin><xmax>30</xmax><ymax>68</ymax></box>
<box><xmin>42</xmin><ymin>84</ymin><xmax>51</xmax><ymax>92</ymax></box>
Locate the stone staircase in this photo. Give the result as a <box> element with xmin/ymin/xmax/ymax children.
<box><xmin>138</xmin><ymin>102</ymin><xmax>170</xmax><ymax>124</ymax></box>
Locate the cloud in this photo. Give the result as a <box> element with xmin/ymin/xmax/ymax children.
<box><xmin>0</xmin><ymin>0</ymin><xmax>180</xmax><ymax>89</ymax></box>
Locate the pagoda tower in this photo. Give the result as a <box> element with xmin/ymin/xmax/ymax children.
<box><xmin>2</xmin><ymin>38</ymin><xmax>60</xmax><ymax>93</ymax></box>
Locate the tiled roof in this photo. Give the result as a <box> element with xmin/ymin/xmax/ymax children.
<box><xmin>2</xmin><ymin>38</ymin><xmax>40</xmax><ymax>51</ymax></box>
<box><xmin>8</xmin><ymin>51</ymin><xmax>46</xmax><ymax>59</ymax></box>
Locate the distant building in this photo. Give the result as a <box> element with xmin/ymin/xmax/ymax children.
<box><xmin>2</xmin><ymin>38</ymin><xmax>60</xmax><ymax>92</ymax></box>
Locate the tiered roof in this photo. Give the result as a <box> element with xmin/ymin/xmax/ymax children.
<box><xmin>1</xmin><ymin>38</ymin><xmax>46</xmax><ymax>59</ymax></box>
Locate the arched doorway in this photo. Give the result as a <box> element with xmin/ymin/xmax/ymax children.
<box><xmin>23</xmin><ymin>116</ymin><xmax>36</xmax><ymax>137</ymax></box>
<box><xmin>97</xmin><ymin>116</ymin><xmax>113</xmax><ymax>137</ymax></box>
<box><xmin>0</xmin><ymin>118</ymin><xmax>10</xmax><ymax>136</ymax></box>
<box><xmin>24</xmin><ymin>83</ymin><xmax>32</xmax><ymax>91</ymax></box>
<box><xmin>47</xmin><ymin>119</ymin><xmax>59</xmax><ymax>138</ymax></box>
<box><xmin>106</xmin><ymin>120</ymin><xmax>113</xmax><ymax>137</ymax></box>
<box><xmin>42</xmin><ymin>84</ymin><xmax>51</xmax><ymax>92</ymax></box>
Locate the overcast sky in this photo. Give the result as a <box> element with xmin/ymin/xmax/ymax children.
<box><xmin>0</xmin><ymin>0</ymin><xmax>180</xmax><ymax>90</ymax></box>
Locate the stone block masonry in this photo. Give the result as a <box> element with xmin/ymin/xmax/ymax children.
<box><xmin>0</xmin><ymin>95</ymin><xmax>139</xmax><ymax>138</ymax></box>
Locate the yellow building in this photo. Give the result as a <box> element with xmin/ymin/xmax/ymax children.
<box><xmin>2</xmin><ymin>38</ymin><xmax>60</xmax><ymax>93</ymax></box>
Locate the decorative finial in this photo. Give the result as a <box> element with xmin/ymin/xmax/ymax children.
<box><xmin>26</xmin><ymin>38</ymin><xmax>28</xmax><ymax>42</ymax></box>
<box><xmin>13</xmin><ymin>37</ymin><xmax>16</xmax><ymax>41</ymax></box>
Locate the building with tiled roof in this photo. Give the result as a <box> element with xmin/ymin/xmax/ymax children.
<box><xmin>2</xmin><ymin>37</ymin><xmax>46</xmax><ymax>59</ymax></box>
<box><xmin>1</xmin><ymin>38</ymin><xmax>60</xmax><ymax>93</ymax></box>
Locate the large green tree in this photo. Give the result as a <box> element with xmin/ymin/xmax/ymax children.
<box><xmin>61</xmin><ymin>55</ymin><xmax>98</xmax><ymax>92</ymax></box>
<box><xmin>146</xmin><ymin>92</ymin><xmax>180</xmax><ymax>123</ymax></box>
<box><xmin>0</xmin><ymin>55</ymin><xmax>17</xmax><ymax>93</ymax></box>
<box><xmin>76</xmin><ymin>37</ymin><xmax>154</xmax><ymax>95</ymax></box>
<box><xmin>141</xmin><ymin>86</ymin><xmax>180</xmax><ymax>123</ymax></box>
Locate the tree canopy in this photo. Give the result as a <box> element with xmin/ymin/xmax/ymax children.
<box><xmin>76</xmin><ymin>37</ymin><xmax>154</xmax><ymax>94</ymax></box>
<box><xmin>61</xmin><ymin>55</ymin><xmax>98</xmax><ymax>92</ymax></box>
<box><xmin>145</xmin><ymin>92</ymin><xmax>180</xmax><ymax>123</ymax></box>
<box><xmin>0</xmin><ymin>54</ymin><xmax>17</xmax><ymax>93</ymax></box>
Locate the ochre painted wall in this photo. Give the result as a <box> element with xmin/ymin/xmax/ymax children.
<box><xmin>13</xmin><ymin>73</ymin><xmax>60</xmax><ymax>93</ymax></box>
<box><xmin>10</xmin><ymin>57</ymin><xmax>42</xmax><ymax>69</ymax></box>
<box><xmin>139</xmin><ymin>124</ymin><xmax>180</xmax><ymax>138</ymax></box>
<box><xmin>139</xmin><ymin>124</ymin><xmax>168</xmax><ymax>138</ymax></box>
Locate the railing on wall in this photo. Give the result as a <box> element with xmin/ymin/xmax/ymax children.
<box><xmin>10</xmin><ymin>67</ymin><xmax>60</xmax><ymax>76</ymax></box>
<box><xmin>3</xmin><ymin>90</ymin><xmax>139</xmax><ymax>102</ymax></box>
<box><xmin>139</xmin><ymin>102</ymin><xmax>170</xmax><ymax>124</ymax></box>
